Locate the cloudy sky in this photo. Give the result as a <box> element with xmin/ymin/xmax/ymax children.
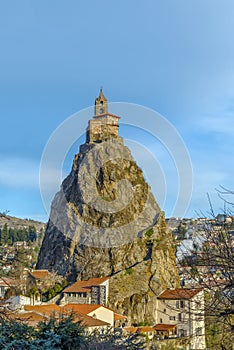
<box><xmin>0</xmin><ymin>0</ymin><xmax>234</xmax><ymax>221</ymax></box>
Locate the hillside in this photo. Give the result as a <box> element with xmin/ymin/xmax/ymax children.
<box><xmin>0</xmin><ymin>213</ymin><xmax>46</xmax><ymax>232</ymax></box>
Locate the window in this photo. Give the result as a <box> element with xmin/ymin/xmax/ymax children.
<box><xmin>164</xmin><ymin>308</ymin><xmax>167</xmax><ymax>313</ymax></box>
<box><xmin>179</xmin><ymin>329</ymin><xmax>187</xmax><ymax>337</ymax></box>
<box><xmin>169</xmin><ymin>316</ymin><xmax>176</xmax><ymax>321</ymax></box>
<box><xmin>176</xmin><ymin>300</ymin><xmax>185</xmax><ymax>308</ymax></box>
<box><xmin>160</xmin><ymin>318</ymin><xmax>163</xmax><ymax>323</ymax></box>
<box><xmin>196</xmin><ymin>327</ymin><xmax>203</xmax><ymax>336</ymax></box>
<box><xmin>180</xmin><ymin>300</ymin><xmax>185</xmax><ymax>308</ymax></box>
<box><xmin>178</xmin><ymin>313</ymin><xmax>182</xmax><ymax>322</ymax></box>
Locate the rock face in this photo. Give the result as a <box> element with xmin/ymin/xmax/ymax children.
<box><xmin>37</xmin><ymin>91</ymin><xmax>179</xmax><ymax>324</ymax></box>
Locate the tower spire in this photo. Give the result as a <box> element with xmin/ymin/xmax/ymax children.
<box><xmin>95</xmin><ymin>88</ymin><xmax>108</xmax><ymax>115</ymax></box>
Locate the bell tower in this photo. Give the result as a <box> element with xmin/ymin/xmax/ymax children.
<box><xmin>86</xmin><ymin>89</ymin><xmax>121</xmax><ymax>143</ymax></box>
<box><xmin>95</xmin><ymin>88</ymin><xmax>108</xmax><ymax>115</ymax></box>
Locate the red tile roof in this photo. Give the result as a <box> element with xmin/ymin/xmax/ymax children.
<box><xmin>154</xmin><ymin>324</ymin><xmax>177</xmax><ymax>331</ymax></box>
<box><xmin>11</xmin><ymin>310</ymin><xmax>109</xmax><ymax>328</ymax></box>
<box><xmin>125</xmin><ymin>326</ymin><xmax>155</xmax><ymax>334</ymax></box>
<box><xmin>23</xmin><ymin>304</ymin><xmax>110</xmax><ymax>328</ymax></box>
<box><xmin>24</xmin><ymin>304</ymin><xmax>61</xmax><ymax>317</ymax></box>
<box><xmin>64</xmin><ymin>303</ymin><xmax>122</xmax><ymax>318</ymax></box>
<box><xmin>10</xmin><ymin>311</ymin><xmax>47</xmax><ymax>326</ymax></box>
<box><xmin>63</xmin><ymin>277</ymin><xmax>109</xmax><ymax>293</ymax></box>
<box><xmin>158</xmin><ymin>288</ymin><xmax>203</xmax><ymax>300</ymax></box>
<box><xmin>29</xmin><ymin>270</ymin><xmax>49</xmax><ymax>280</ymax></box>
<box><xmin>71</xmin><ymin>312</ymin><xmax>110</xmax><ymax>327</ymax></box>
<box><xmin>114</xmin><ymin>313</ymin><xmax>126</xmax><ymax>321</ymax></box>
<box><xmin>63</xmin><ymin>304</ymin><xmax>103</xmax><ymax>315</ymax></box>
<box><xmin>22</xmin><ymin>298</ymin><xmax>125</xmax><ymax>330</ymax></box>
<box><xmin>137</xmin><ymin>326</ymin><xmax>155</xmax><ymax>333</ymax></box>
<box><xmin>0</xmin><ymin>277</ymin><xmax>18</xmax><ymax>287</ymax></box>
<box><xmin>124</xmin><ymin>327</ymin><xmax>138</xmax><ymax>334</ymax></box>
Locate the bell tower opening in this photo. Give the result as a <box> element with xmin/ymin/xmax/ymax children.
<box><xmin>95</xmin><ymin>88</ymin><xmax>108</xmax><ymax>116</ymax></box>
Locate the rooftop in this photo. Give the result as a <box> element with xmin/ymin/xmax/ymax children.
<box><xmin>137</xmin><ymin>326</ymin><xmax>155</xmax><ymax>333</ymax></box>
<box><xmin>153</xmin><ymin>324</ymin><xmax>177</xmax><ymax>331</ymax></box>
<box><xmin>23</xmin><ymin>304</ymin><xmax>111</xmax><ymax>328</ymax></box>
<box><xmin>24</xmin><ymin>304</ymin><xmax>61</xmax><ymax>317</ymax></box>
<box><xmin>158</xmin><ymin>288</ymin><xmax>203</xmax><ymax>300</ymax></box>
<box><xmin>9</xmin><ymin>311</ymin><xmax>47</xmax><ymax>327</ymax></box>
<box><xmin>29</xmin><ymin>270</ymin><xmax>49</xmax><ymax>280</ymax></box>
<box><xmin>63</xmin><ymin>277</ymin><xmax>109</xmax><ymax>294</ymax></box>
<box><xmin>0</xmin><ymin>277</ymin><xmax>18</xmax><ymax>287</ymax></box>
<box><xmin>63</xmin><ymin>304</ymin><xmax>101</xmax><ymax>314</ymax></box>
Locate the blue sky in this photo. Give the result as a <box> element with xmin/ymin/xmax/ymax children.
<box><xmin>0</xmin><ymin>0</ymin><xmax>234</xmax><ymax>221</ymax></box>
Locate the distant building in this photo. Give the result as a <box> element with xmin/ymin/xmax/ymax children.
<box><xmin>62</xmin><ymin>277</ymin><xmax>109</xmax><ymax>306</ymax></box>
<box><xmin>27</xmin><ymin>269</ymin><xmax>49</xmax><ymax>292</ymax></box>
<box><xmin>0</xmin><ymin>277</ymin><xmax>18</xmax><ymax>298</ymax></box>
<box><xmin>156</xmin><ymin>288</ymin><xmax>206</xmax><ymax>349</ymax></box>
<box><xmin>5</xmin><ymin>295</ymin><xmax>40</xmax><ymax>310</ymax></box>
<box><xmin>22</xmin><ymin>303</ymin><xmax>124</xmax><ymax>332</ymax></box>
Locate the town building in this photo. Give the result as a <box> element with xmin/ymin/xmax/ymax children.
<box><xmin>0</xmin><ymin>277</ymin><xmax>18</xmax><ymax>299</ymax></box>
<box><xmin>156</xmin><ymin>288</ymin><xmax>206</xmax><ymax>349</ymax></box>
<box><xmin>23</xmin><ymin>302</ymin><xmax>124</xmax><ymax>332</ymax></box>
<box><xmin>61</xmin><ymin>277</ymin><xmax>109</xmax><ymax>306</ymax></box>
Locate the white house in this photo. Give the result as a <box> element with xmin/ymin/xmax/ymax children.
<box><xmin>156</xmin><ymin>288</ymin><xmax>206</xmax><ymax>350</ymax></box>
<box><xmin>63</xmin><ymin>303</ymin><xmax>124</xmax><ymax>327</ymax></box>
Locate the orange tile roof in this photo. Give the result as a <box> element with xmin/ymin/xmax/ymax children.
<box><xmin>86</xmin><ymin>277</ymin><xmax>109</xmax><ymax>285</ymax></box>
<box><xmin>63</xmin><ymin>304</ymin><xmax>102</xmax><ymax>314</ymax></box>
<box><xmin>0</xmin><ymin>277</ymin><xmax>18</xmax><ymax>287</ymax></box>
<box><xmin>29</xmin><ymin>270</ymin><xmax>49</xmax><ymax>280</ymax></box>
<box><xmin>63</xmin><ymin>303</ymin><xmax>122</xmax><ymax>318</ymax></box>
<box><xmin>154</xmin><ymin>324</ymin><xmax>177</xmax><ymax>331</ymax></box>
<box><xmin>137</xmin><ymin>326</ymin><xmax>155</xmax><ymax>333</ymax></box>
<box><xmin>71</xmin><ymin>311</ymin><xmax>110</xmax><ymax>327</ymax></box>
<box><xmin>24</xmin><ymin>304</ymin><xmax>62</xmax><ymax>317</ymax></box>
<box><xmin>124</xmin><ymin>327</ymin><xmax>138</xmax><ymax>333</ymax></box>
<box><xmin>158</xmin><ymin>288</ymin><xmax>203</xmax><ymax>300</ymax></box>
<box><xmin>9</xmin><ymin>312</ymin><xmax>47</xmax><ymax>326</ymax></box>
<box><xmin>63</xmin><ymin>277</ymin><xmax>109</xmax><ymax>293</ymax></box>
<box><xmin>11</xmin><ymin>310</ymin><xmax>109</xmax><ymax>328</ymax></box>
<box><xmin>114</xmin><ymin>313</ymin><xmax>126</xmax><ymax>321</ymax></box>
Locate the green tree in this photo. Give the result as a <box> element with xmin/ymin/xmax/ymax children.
<box><xmin>1</xmin><ymin>224</ymin><xmax>9</xmax><ymax>244</ymax></box>
<box><xmin>0</xmin><ymin>315</ymin><xmax>146</xmax><ymax>350</ymax></box>
<box><xmin>35</xmin><ymin>315</ymin><xmax>84</xmax><ymax>350</ymax></box>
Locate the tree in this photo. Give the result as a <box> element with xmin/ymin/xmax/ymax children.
<box><xmin>179</xmin><ymin>189</ymin><xmax>234</xmax><ymax>350</ymax></box>
<box><xmin>35</xmin><ymin>315</ymin><xmax>85</xmax><ymax>350</ymax></box>
<box><xmin>83</xmin><ymin>328</ymin><xmax>145</xmax><ymax>350</ymax></box>
<box><xmin>0</xmin><ymin>314</ymin><xmax>146</xmax><ymax>350</ymax></box>
<box><xmin>1</xmin><ymin>224</ymin><xmax>9</xmax><ymax>244</ymax></box>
